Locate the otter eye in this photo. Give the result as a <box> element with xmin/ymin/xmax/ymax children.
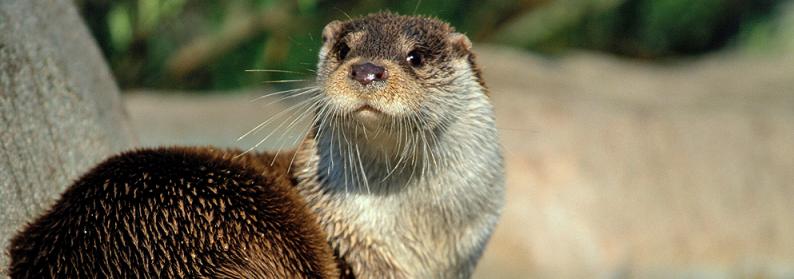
<box><xmin>406</xmin><ymin>50</ymin><xmax>423</xmax><ymax>67</ymax></box>
<box><xmin>337</xmin><ymin>43</ymin><xmax>350</xmax><ymax>60</ymax></box>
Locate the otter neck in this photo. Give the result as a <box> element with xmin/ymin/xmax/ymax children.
<box><xmin>312</xmin><ymin>120</ymin><xmax>446</xmax><ymax>194</ymax></box>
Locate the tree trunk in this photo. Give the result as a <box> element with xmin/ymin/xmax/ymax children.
<box><xmin>0</xmin><ymin>0</ymin><xmax>135</xmax><ymax>271</ymax></box>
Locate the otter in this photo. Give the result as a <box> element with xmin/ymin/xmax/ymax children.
<box><xmin>297</xmin><ymin>12</ymin><xmax>504</xmax><ymax>278</ymax></box>
<box><xmin>7</xmin><ymin>147</ymin><xmax>339</xmax><ymax>278</ymax></box>
<box><xmin>7</xmin><ymin>12</ymin><xmax>504</xmax><ymax>279</ymax></box>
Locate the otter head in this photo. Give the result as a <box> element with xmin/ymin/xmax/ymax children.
<box><xmin>308</xmin><ymin>12</ymin><xmax>493</xmax><ymax>187</ymax></box>
<box><xmin>315</xmin><ymin>12</ymin><xmax>486</xmax><ymax>158</ymax></box>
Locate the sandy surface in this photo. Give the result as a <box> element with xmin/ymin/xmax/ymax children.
<box><xmin>125</xmin><ymin>46</ymin><xmax>794</xmax><ymax>278</ymax></box>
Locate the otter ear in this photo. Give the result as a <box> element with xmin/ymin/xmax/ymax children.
<box><xmin>448</xmin><ymin>32</ymin><xmax>472</xmax><ymax>54</ymax></box>
<box><xmin>322</xmin><ymin>20</ymin><xmax>343</xmax><ymax>44</ymax></box>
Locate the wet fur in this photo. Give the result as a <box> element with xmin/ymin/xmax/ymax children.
<box><xmin>8</xmin><ymin>147</ymin><xmax>338</xmax><ymax>278</ymax></box>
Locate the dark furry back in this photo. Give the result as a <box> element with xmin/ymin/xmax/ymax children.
<box><xmin>7</xmin><ymin>147</ymin><xmax>338</xmax><ymax>278</ymax></box>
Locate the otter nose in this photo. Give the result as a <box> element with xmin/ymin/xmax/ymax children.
<box><xmin>350</xmin><ymin>62</ymin><xmax>387</xmax><ymax>85</ymax></box>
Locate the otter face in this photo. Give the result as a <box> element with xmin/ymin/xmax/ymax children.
<box><xmin>316</xmin><ymin>13</ymin><xmax>484</xmax><ymax>132</ymax></box>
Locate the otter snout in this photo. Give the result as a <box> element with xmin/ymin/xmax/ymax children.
<box><xmin>350</xmin><ymin>62</ymin><xmax>388</xmax><ymax>85</ymax></box>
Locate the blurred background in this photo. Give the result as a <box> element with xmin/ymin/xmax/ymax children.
<box><xmin>76</xmin><ymin>0</ymin><xmax>794</xmax><ymax>278</ymax></box>
<box><xmin>77</xmin><ymin>0</ymin><xmax>791</xmax><ymax>91</ymax></box>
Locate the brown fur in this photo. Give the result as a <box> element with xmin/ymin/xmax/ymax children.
<box><xmin>321</xmin><ymin>12</ymin><xmax>486</xmax><ymax>92</ymax></box>
<box><xmin>7</xmin><ymin>147</ymin><xmax>338</xmax><ymax>278</ymax></box>
<box><xmin>8</xmin><ymin>12</ymin><xmax>496</xmax><ymax>279</ymax></box>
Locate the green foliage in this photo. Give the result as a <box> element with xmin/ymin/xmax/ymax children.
<box><xmin>107</xmin><ymin>4</ymin><xmax>132</xmax><ymax>53</ymax></box>
<box><xmin>735</xmin><ymin>1</ymin><xmax>794</xmax><ymax>54</ymax></box>
<box><xmin>76</xmin><ymin>0</ymin><xmax>786</xmax><ymax>91</ymax></box>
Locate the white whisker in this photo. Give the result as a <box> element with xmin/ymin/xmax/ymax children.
<box><xmin>248</xmin><ymin>86</ymin><xmax>317</xmax><ymax>103</ymax></box>
<box><xmin>355</xmin><ymin>143</ymin><xmax>370</xmax><ymax>195</ymax></box>
<box><xmin>245</xmin><ymin>69</ymin><xmax>305</xmax><ymax>74</ymax></box>
<box><xmin>270</xmin><ymin>100</ymin><xmax>325</xmax><ymax>166</ymax></box>
<box><xmin>237</xmin><ymin>93</ymin><xmax>321</xmax><ymax>141</ymax></box>
<box><xmin>261</xmin><ymin>79</ymin><xmax>308</xmax><ymax>84</ymax></box>
<box><xmin>235</xmin><ymin>95</ymin><xmax>320</xmax><ymax>157</ymax></box>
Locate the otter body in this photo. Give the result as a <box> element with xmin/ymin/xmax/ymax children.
<box><xmin>8</xmin><ymin>147</ymin><xmax>338</xmax><ymax>278</ymax></box>
<box><xmin>8</xmin><ymin>12</ymin><xmax>503</xmax><ymax>279</ymax></box>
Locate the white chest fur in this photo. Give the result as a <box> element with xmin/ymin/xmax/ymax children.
<box><xmin>295</xmin><ymin>94</ymin><xmax>504</xmax><ymax>278</ymax></box>
<box><xmin>335</xmin><ymin>171</ymin><xmax>503</xmax><ymax>278</ymax></box>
